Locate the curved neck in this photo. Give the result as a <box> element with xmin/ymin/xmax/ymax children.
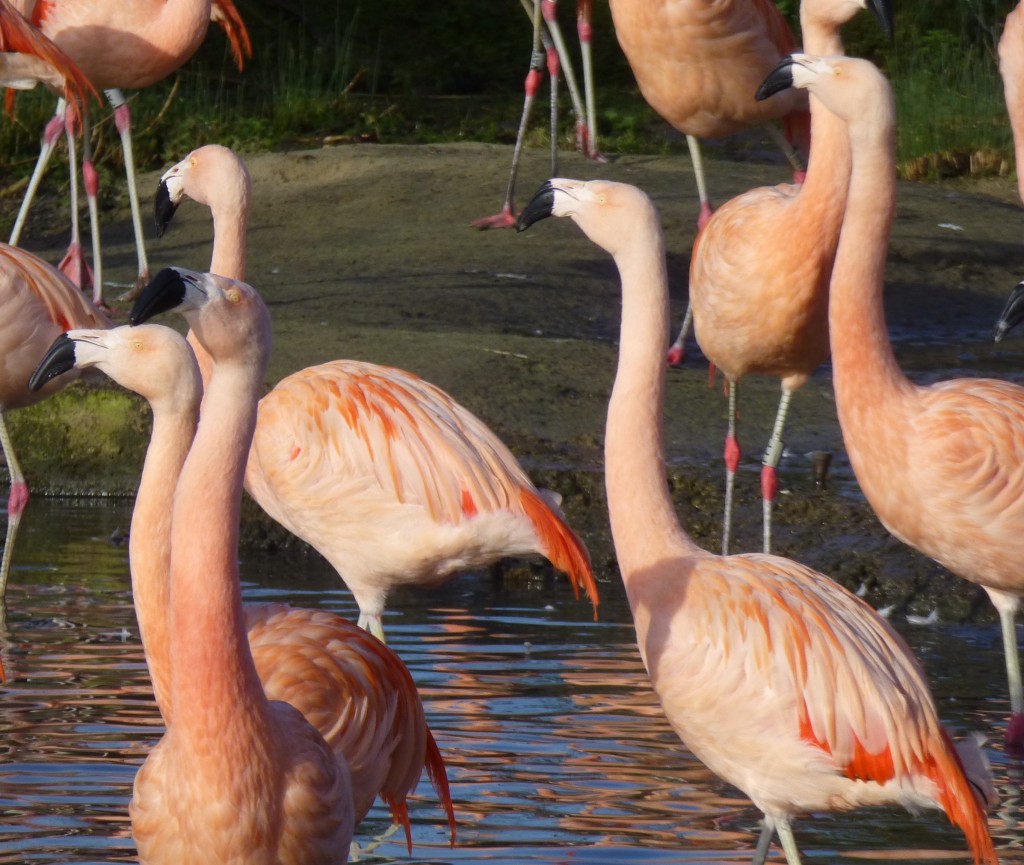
<box><xmin>209</xmin><ymin>190</ymin><xmax>248</xmax><ymax>282</ymax></box>
<box><xmin>605</xmin><ymin>218</ymin><xmax>698</xmax><ymax>579</ymax></box>
<box><xmin>168</xmin><ymin>342</ymin><xmax>268</xmax><ymax>740</ymax></box>
<box><xmin>828</xmin><ymin>93</ymin><xmax>913</xmax><ymax>434</ymax></box>
<box><xmin>129</xmin><ymin>401</ymin><xmax>197</xmax><ymax>723</ymax></box>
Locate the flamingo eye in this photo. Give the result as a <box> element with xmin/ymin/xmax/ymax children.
<box><xmin>132</xmin><ymin>340</ymin><xmax>144</xmax><ymax>351</ymax></box>
<box><xmin>227</xmin><ymin>289</ymin><xmax>241</xmax><ymax>304</ymax></box>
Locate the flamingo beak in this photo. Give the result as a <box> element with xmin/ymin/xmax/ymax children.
<box><xmin>28</xmin><ymin>333</ymin><xmax>78</xmax><ymax>393</ymax></box>
<box><xmin>515</xmin><ymin>181</ymin><xmax>556</xmax><ymax>232</ymax></box>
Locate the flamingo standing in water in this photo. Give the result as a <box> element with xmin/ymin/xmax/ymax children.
<box><xmin>775</xmin><ymin>50</ymin><xmax>1024</xmax><ymax>758</ymax></box>
<box><xmin>9</xmin><ymin>0</ymin><xmax>251</xmax><ymax>304</ymax></box>
<box><xmin>0</xmin><ymin>0</ymin><xmax>107</xmax><ymax>602</ymax></box>
<box><xmin>686</xmin><ymin>0</ymin><xmax>891</xmax><ymax>555</ymax></box>
<box><xmin>607</xmin><ymin>0</ymin><xmax>812</xmax><ymax>364</ymax></box>
<box><xmin>29</xmin><ymin>320</ymin><xmax>456</xmax><ymax>847</ymax></box>
<box><xmin>472</xmin><ymin>0</ymin><xmax>601</xmax><ymax>229</ymax></box>
<box><xmin>146</xmin><ymin>144</ymin><xmax>598</xmax><ymax>642</ymax></box>
<box><xmin>516</xmin><ymin>173</ymin><xmax>998</xmax><ymax>865</ymax></box>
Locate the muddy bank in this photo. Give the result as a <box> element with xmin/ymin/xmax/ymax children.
<box><xmin>6</xmin><ymin>140</ymin><xmax>1024</xmax><ymax>622</ymax></box>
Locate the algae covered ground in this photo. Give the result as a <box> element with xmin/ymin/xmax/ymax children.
<box><xmin>5</xmin><ymin>140</ymin><xmax>1024</xmax><ymax>622</ymax></box>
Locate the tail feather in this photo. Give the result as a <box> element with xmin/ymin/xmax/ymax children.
<box><xmin>519</xmin><ymin>487</ymin><xmax>599</xmax><ymax>618</ymax></box>
<box><xmin>933</xmin><ymin>729</ymin><xmax>998</xmax><ymax>865</ymax></box>
<box><xmin>425</xmin><ymin>729</ymin><xmax>457</xmax><ymax>846</ymax></box>
<box><xmin>210</xmin><ymin>0</ymin><xmax>253</xmax><ymax>71</ymax></box>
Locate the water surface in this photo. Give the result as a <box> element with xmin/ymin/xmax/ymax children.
<box><xmin>1</xmin><ymin>498</ymin><xmax>1023</xmax><ymax>864</ymax></box>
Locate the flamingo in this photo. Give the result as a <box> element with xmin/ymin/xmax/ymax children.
<box><xmin>516</xmin><ymin>174</ymin><xmax>999</xmax><ymax>865</ymax></box>
<box><xmin>471</xmin><ymin>0</ymin><xmax>601</xmax><ymax>230</ymax></box>
<box><xmin>685</xmin><ymin>0</ymin><xmax>891</xmax><ymax>556</ymax></box>
<box><xmin>8</xmin><ymin>0</ymin><xmax>251</xmax><ymax>305</ymax></box>
<box><xmin>767</xmin><ymin>50</ymin><xmax>1024</xmax><ymax>758</ymax></box>
<box><xmin>34</xmin><ymin>272</ymin><xmax>344</xmax><ymax>862</ymax></box>
<box><xmin>147</xmin><ymin>143</ymin><xmax>599</xmax><ymax>642</ymax></box>
<box><xmin>29</xmin><ymin>322</ymin><xmax>457</xmax><ymax>848</ymax></box>
<box><xmin>606</xmin><ymin>0</ymin><xmax>812</xmax><ymax>365</ymax></box>
<box><xmin>0</xmin><ymin>0</ymin><xmax>107</xmax><ymax>597</ymax></box>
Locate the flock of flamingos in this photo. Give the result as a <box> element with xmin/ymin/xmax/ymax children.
<box><xmin>1</xmin><ymin>0</ymin><xmax>1024</xmax><ymax>863</ymax></box>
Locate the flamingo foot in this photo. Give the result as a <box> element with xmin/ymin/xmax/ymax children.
<box><xmin>697</xmin><ymin>201</ymin><xmax>714</xmax><ymax>232</ymax></box>
<box><xmin>1006</xmin><ymin>712</ymin><xmax>1024</xmax><ymax>759</ymax></box>
<box><xmin>58</xmin><ymin>242</ymin><xmax>94</xmax><ymax>294</ymax></box>
<box><xmin>667</xmin><ymin>342</ymin><xmax>684</xmax><ymax>366</ymax></box>
<box><xmin>118</xmin><ymin>267</ymin><xmax>152</xmax><ymax>303</ymax></box>
<box><xmin>792</xmin><ymin>168</ymin><xmax>807</xmax><ymax>184</ymax></box>
<box><xmin>7</xmin><ymin>481</ymin><xmax>28</xmax><ymax>518</ymax></box>
<box><xmin>471</xmin><ymin>207</ymin><xmax>516</xmax><ymax>230</ymax></box>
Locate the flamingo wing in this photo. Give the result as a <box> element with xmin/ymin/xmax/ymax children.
<box><xmin>0</xmin><ymin>0</ymin><xmax>97</xmax><ymax>122</ymax></box>
<box><xmin>0</xmin><ymin>245</ymin><xmax>109</xmax><ymax>331</ymax></box>
<box><xmin>246</xmin><ymin>360</ymin><xmax>596</xmax><ymax>606</ymax></box>
<box><xmin>244</xmin><ymin>603</ymin><xmax>456</xmax><ymax>849</ymax></box>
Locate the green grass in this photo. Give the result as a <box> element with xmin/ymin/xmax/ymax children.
<box><xmin>0</xmin><ymin>0</ymin><xmax>1016</xmax><ymax>192</ymax></box>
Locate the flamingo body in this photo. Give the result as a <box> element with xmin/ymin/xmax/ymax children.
<box><xmin>150</xmin><ymin>144</ymin><xmax>598</xmax><ymax>640</ymax></box>
<box><xmin>688</xmin><ymin>0</ymin><xmax>890</xmax><ymax>554</ymax></box>
<box><xmin>515</xmin><ymin>175</ymin><xmax>997</xmax><ymax>864</ymax></box>
<box><xmin>999</xmin><ymin>2</ymin><xmax>1024</xmax><ymax>205</ymax></box>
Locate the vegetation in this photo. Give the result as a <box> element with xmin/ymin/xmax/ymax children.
<box><xmin>0</xmin><ymin>0</ymin><xmax>1018</xmax><ymax>193</ymax></box>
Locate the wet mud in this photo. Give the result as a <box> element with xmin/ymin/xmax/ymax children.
<box><xmin>6</xmin><ymin>140</ymin><xmax>1024</xmax><ymax>623</ymax></box>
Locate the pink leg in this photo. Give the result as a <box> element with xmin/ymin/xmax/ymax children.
<box><xmin>722</xmin><ymin>382</ymin><xmax>740</xmax><ymax>556</ymax></box>
<box><xmin>107</xmin><ymin>90</ymin><xmax>151</xmax><ymax>300</ymax></box>
<box><xmin>576</xmin><ymin>0</ymin><xmax>603</xmax><ymax>161</ymax></box>
<box><xmin>10</xmin><ymin>104</ymin><xmax>66</xmax><ymax>247</ymax></box>
<box><xmin>760</xmin><ymin>389</ymin><xmax>793</xmax><ymax>555</ymax></box>
<box><xmin>472</xmin><ymin>0</ymin><xmax>546</xmax><ymax>229</ymax></box>
<box><xmin>0</xmin><ymin>414</ymin><xmax>27</xmax><ymax>599</ymax></box>
<box><xmin>57</xmin><ymin>112</ymin><xmax>94</xmax><ymax>294</ymax></box>
<box><xmin>667</xmin><ymin>304</ymin><xmax>692</xmax><ymax>366</ymax></box>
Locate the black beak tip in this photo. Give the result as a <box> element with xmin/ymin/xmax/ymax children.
<box><xmin>154</xmin><ymin>180</ymin><xmax>179</xmax><ymax>239</ymax></box>
<box><xmin>28</xmin><ymin>332</ymin><xmax>76</xmax><ymax>393</ymax></box>
<box><xmin>515</xmin><ymin>181</ymin><xmax>556</xmax><ymax>232</ymax></box>
<box><xmin>756</xmin><ymin>55</ymin><xmax>796</xmax><ymax>102</ymax></box>
<box><xmin>129</xmin><ymin>267</ymin><xmax>187</xmax><ymax>326</ymax></box>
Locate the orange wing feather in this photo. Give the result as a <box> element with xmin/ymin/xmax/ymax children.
<box><xmin>210</xmin><ymin>0</ymin><xmax>252</xmax><ymax>72</ymax></box>
<box><xmin>0</xmin><ymin>0</ymin><xmax>97</xmax><ymax>124</ymax></box>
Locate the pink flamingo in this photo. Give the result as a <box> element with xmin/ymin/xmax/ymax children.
<box><xmin>516</xmin><ymin>173</ymin><xmax>998</xmax><ymax>865</ymax></box>
<box><xmin>147</xmin><ymin>143</ymin><xmax>598</xmax><ymax>642</ymax></box>
<box><xmin>8</xmin><ymin>0</ymin><xmax>251</xmax><ymax>305</ymax></box>
<box><xmin>779</xmin><ymin>50</ymin><xmax>1024</xmax><ymax>757</ymax></box>
<box><xmin>685</xmin><ymin>0</ymin><xmax>891</xmax><ymax>555</ymax></box>
<box><xmin>785</xmin><ymin>40</ymin><xmax>1024</xmax><ymax>758</ymax></box>
<box><xmin>29</xmin><ymin>321</ymin><xmax>456</xmax><ymax>847</ymax></box>
<box><xmin>34</xmin><ymin>273</ymin><xmax>358</xmax><ymax>862</ymax></box>
<box><xmin>607</xmin><ymin>0</ymin><xmax>812</xmax><ymax>365</ymax></box>
<box><xmin>472</xmin><ymin>0</ymin><xmax>601</xmax><ymax>229</ymax></box>
<box><xmin>0</xmin><ymin>0</ymin><xmax>106</xmax><ymax>598</ymax></box>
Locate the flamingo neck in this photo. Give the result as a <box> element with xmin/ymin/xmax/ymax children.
<box><xmin>167</xmin><ymin>341</ymin><xmax>268</xmax><ymax>741</ymax></box>
<box><xmin>209</xmin><ymin>185</ymin><xmax>248</xmax><ymax>282</ymax></box>
<box><xmin>129</xmin><ymin>400</ymin><xmax>197</xmax><ymax>724</ymax></box>
<box><xmin>605</xmin><ymin>219</ymin><xmax>698</xmax><ymax>581</ymax></box>
<box><xmin>827</xmin><ymin>93</ymin><xmax>913</xmax><ymax>436</ymax></box>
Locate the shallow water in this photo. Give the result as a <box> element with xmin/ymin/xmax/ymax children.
<box><xmin>1</xmin><ymin>498</ymin><xmax>1024</xmax><ymax>865</ymax></box>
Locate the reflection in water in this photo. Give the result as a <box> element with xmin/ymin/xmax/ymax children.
<box><xmin>1</xmin><ymin>499</ymin><xmax>1023</xmax><ymax>863</ymax></box>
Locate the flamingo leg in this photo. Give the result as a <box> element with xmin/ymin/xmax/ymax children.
<box><xmin>667</xmin><ymin>303</ymin><xmax>692</xmax><ymax>366</ymax></box>
<box><xmin>471</xmin><ymin>0</ymin><xmax>546</xmax><ymax>230</ymax></box>
<box><xmin>776</xmin><ymin>819</ymin><xmax>803</xmax><ymax>865</ymax></box>
<box><xmin>545</xmin><ymin>12</ymin><xmax>562</xmax><ymax>176</ymax></box>
<box><xmin>0</xmin><ymin>412</ymin><xmax>27</xmax><ymax>600</ymax></box>
<box><xmin>541</xmin><ymin>0</ymin><xmax>589</xmax><ymax>156</ymax></box>
<box><xmin>761</xmin><ymin>388</ymin><xmax>793</xmax><ymax>555</ymax></box>
<box><xmin>763</xmin><ymin>122</ymin><xmax>807</xmax><ymax>182</ymax></box>
<box><xmin>722</xmin><ymin>380</ymin><xmax>740</xmax><ymax>556</ymax></box>
<box><xmin>106</xmin><ymin>89</ymin><xmax>151</xmax><ymax>300</ymax></box>
<box><xmin>357</xmin><ymin>610</ymin><xmax>387</xmax><ymax>644</ymax></box>
<box><xmin>58</xmin><ymin>106</ymin><xmax>95</xmax><ymax>294</ymax></box>
<box><xmin>9</xmin><ymin>100</ymin><xmax>65</xmax><ymax>247</ymax></box>
<box><xmin>576</xmin><ymin>0</ymin><xmax>600</xmax><ymax>159</ymax></box>
<box><xmin>752</xmin><ymin>820</ymin><xmax>774</xmax><ymax>865</ymax></box>
<box><xmin>987</xmin><ymin>587</ymin><xmax>1024</xmax><ymax>754</ymax></box>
